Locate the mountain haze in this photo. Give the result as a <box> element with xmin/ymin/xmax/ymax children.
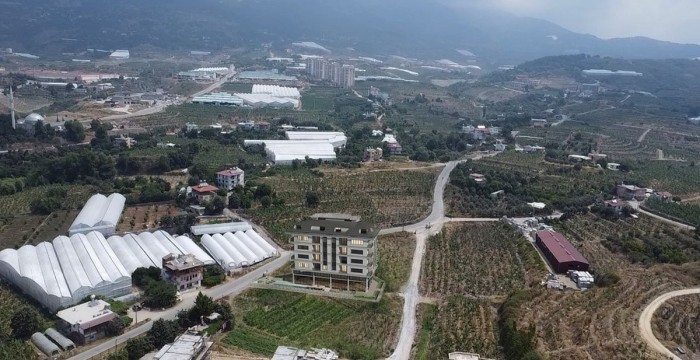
<box><xmin>2</xmin><ymin>0</ymin><xmax>699</xmax><ymax>64</ymax></box>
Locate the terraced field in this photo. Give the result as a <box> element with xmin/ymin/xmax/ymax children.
<box><xmin>653</xmin><ymin>294</ymin><xmax>700</xmax><ymax>357</ymax></box>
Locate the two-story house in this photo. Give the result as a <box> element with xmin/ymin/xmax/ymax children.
<box><xmin>290</xmin><ymin>214</ymin><xmax>379</xmax><ymax>291</ymax></box>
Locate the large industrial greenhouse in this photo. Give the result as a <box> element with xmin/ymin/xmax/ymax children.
<box><xmin>0</xmin><ymin>230</ymin><xmax>214</xmax><ymax>311</ymax></box>
<box><xmin>68</xmin><ymin>193</ymin><xmax>126</xmax><ymax>236</ymax></box>
<box><xmin>200</xmin><ymin>229</ymin><xmax>278</xmax><ymax>273</ymax></box>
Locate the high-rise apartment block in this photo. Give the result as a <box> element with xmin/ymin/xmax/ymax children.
<box><xmin>290</xmin><ymin>214</ymin><xmax>378</xmax><ymax>291</ymax></box>
<box><xmin>306</xmin><ymin>59</ymin><xmax>355</xmax><ymax>88</ymax></box>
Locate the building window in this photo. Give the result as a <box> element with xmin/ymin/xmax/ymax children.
<box><xmin>313</xmin><ymin>254</ymin><xmax>321</xmax><ymax>261</ymax></box>
<box><xmin>313</xmin><ymin>245</ymin><xmax>321</xmax><ymax>252</ymax></box>
<box><xmin>297</xmin><ymin>262</ymin><xmax>309</xmax><ymax>269</ymax></box>
<box><xmin>350</xmin><ymin>259</ymin><xmax>363</xmax><ymax>264</ymax></box>
<box><xmin>350</xmin><ymin>268</ymin><xmax>363</xmax><ymax>274</ymax></box>
<box><xmin>297</xmin><ymin>235</ymin><xmax>310</xmax><ymax>242</ymax></box>
<box><xmin>351</xmin><ymin>249</ymin><xmax>363</xmax><ymax>255</ymax></box>
<box><xmin>351</xmin><ymin>239</ymin><xmax>363</xmax><ymax>246</ymax></box>
<box><xmin>339</xmin><ymin>247</ymin><xmax>347</xmax><ymax>255</ymax></box>
<box><xmin>340</xmin><ymin>265</ymin><xmax>347</xmax><ymax>273</ymax></box>
<box><xmin>322</xmin><ymin>265</ymin><xmax>327</xmax><ymax>271</ymax></box>
<box><xmin>297</xmin><ymin>254</ymin><xmax>309</xmax><ymax>260</ymax></box>
<box><xmin>297</xmin><ymin>245</ymin><xmax>309</xmax><ymax>250</ymax></box>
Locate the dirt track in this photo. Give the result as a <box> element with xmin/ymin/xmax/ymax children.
<box><xmin>638</xmin><ymin>288</ymin><xmax>700</xmax><ymax>360</ymax></box>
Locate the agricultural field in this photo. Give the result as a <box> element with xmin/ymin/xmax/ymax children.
<box><xmin>29</xmin><ymin>209</ymin><xmax>79</xmax><ymax>243</ymax></box>
<box><xmin>420</xmin><ymin>223</ymin><xmax>547</xmax><ymax>298</ymax></box>
<box><xmin>116</xmin><ymin>204</ymin><xmax>179</xmax><ymax>232</ymax></box>
<box><xmin>301</xmin><ymin>86</ymin><xmax>345</xmax><ymax>112</ymax></box>
<box><xmin>0</xmin><ymin>281</ymin><xmax>53</xmax><ymax>340</ymax></box>
<box><xmin>643</xmin><ymin>199</ymin><xmax>700</xmax><ymax>226</ymax></box>
<box><xmin>652</xmin><ymin>294</ymin><xmax>700</xmax><ymax>357</ymax></box>
<box><xmin>128</xmin><ymin>137</ymin><xmax>267</xmax><ymax>175</ymax></box>
<box><xmin>412</xmin><ymin>298</ymin><xmax>500</xmax><ymax>360</ymax></box>
<box><xmin>247</xmin><ymin>167</ymin><xmax>439</xmax><ymax>244</ymax></box>
<box><xmin>552</xmin><ymin>213</ymin><xmax>700</xmax><ymax>266</ymax></box>
<box><xmin>446</xmin><ymin>155</ymin><xmax>622</xmax><ymax>217</ymax></box>
<box><xmin>0</xmin><ymin>215</ymin><xmax>46</xmax><ymax>249</ymax></box>
<box><xmin>225</xmin><ymin>289</ymin><xmax>402</xmax><ymax>359</ymax></box>
<box><xmin>221</xmin><ymin>82</ymin><xmax>253</xmax><ymax>93</ymax></box>
<box><xmin>375</xmin><ymin>232</ymin><xmax>416</xmax><ymax>293</ymax></box>
<box><xmin>497</xmin><ymin>212</ymin><xmax>700</xmax><ymax>360</ymax></box>
<box><xmin>0</xmin><ymin>184</ymin><xmax>94</xmax><ymax>217</ymax></box>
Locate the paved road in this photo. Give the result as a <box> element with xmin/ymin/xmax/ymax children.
<box><xmin>638</xmin><ymin>288</ymin><xmax>700</xmax><ymax>360</ymax></box>
<box><xmin>638</xmin><ymin>128</ymin><xmax>651</xmax><ymax>143</ymax></box>
<box><xmin>190</xmin><ymin>69</ymin><xmax>237</xmax><ymax>99</ymax></box>
<box><xmin>68</xmin><ymin>253</ymin><xmax>290</xmax><ymax>360</ymax></box>
<box><xmin>638</xmin><ymin>209</ymin><xmax>695</xmax><ymax>231</ymax></box>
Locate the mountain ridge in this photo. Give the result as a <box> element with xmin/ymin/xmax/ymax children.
<box><xmin>1</xmin><ymin>0</ymin><xmax>699</xmax><ymax>64</ymax></box>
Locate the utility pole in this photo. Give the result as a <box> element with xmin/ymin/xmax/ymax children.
<box><xmin>9</xmin><ymin>84</ymin><xmax>16</xmax><ymax>129</ymax></box>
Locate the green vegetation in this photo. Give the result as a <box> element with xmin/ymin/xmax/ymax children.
<box><xmin>0</xmin><ymin>281</ymin><xmax>52</xmax><ymax>359</ymax></box>
<box><xmin>248</xmin><ymin>167</ymin><xmax>439</xmax><ymax>243</ymax></box>
<box><xmin>375</xmin><ymin>232</ymin><xmax>415</xmax><ymax>292</ymax></box>
<box><xmin>499</xmin><ymin>290</ymin><xmax>542</xmax><ymax>360</ymax></box>
<box><xmin>552</xmin><ymin>213</ymin><xmax>700</xmax><ymax>265</ymax></box>
<box><xmin>421</xmin><ymin>223</ymin><xmax>547</xmax><ymax>297</ymax></box>
<box><xmin>202</xmin><ymin>265</ymin><xmax>226</xmax><ymax>287</ymax></box>
<box><xmin>301</xmin><ymin>86</ymin><xmax>344</xmax><ymax>112</ymax></box>
<box><xmin>228</xmin><ymin>289</ymin><xmax>402</xmax><ymax>359</ymax></box>
<box><xmin>415</xmin><ymin>298</ymin><xmax>501</xmax><ymax>359</ymax></box>
<box><xmin>644</xmin><ymin>198</ymin><xmax>700</xmax><ymax>226</ymax></box>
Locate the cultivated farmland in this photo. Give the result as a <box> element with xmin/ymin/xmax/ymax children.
<box><xmin>116</xmin><ymin>204</ymin><xmax>179</xmax><ymax>232</ymax></box>
<box><xmin>248</xmin><ymin>167</ymin><xmax>439</xmax><ymax>243</ymax></box>
<box><xmin>420</xmin><ymin>223</ymin><xmax>547</xmax><ymax>298</ymax></box>
<box><xmin>227</xmin><ymin>289</ymin><xmax>402</xmax><ymax>359</ymax></box>
<box><xmin>653</xmin><ymin>294</ymin><xmax>700</xmax><ymax>357</ymax></box>
<box><xmin>413</xmin><ymin>298</ymin><xmax>500</xmax><ymax>360</ymax></box>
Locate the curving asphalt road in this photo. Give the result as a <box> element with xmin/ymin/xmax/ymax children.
<box><xmin>638</xmin><ymin>288</ymin><xmax>700</xmax><ymax>360</ymax></box>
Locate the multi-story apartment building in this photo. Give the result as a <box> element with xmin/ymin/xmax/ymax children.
<box><xmin>341</xmin><ymin>65</ymin><xmax>355</xmax><ymax>88</ymax></box>
<box><xmin>216</xmin><ymin>167</ymin><xmax>245</xmax><ymax>190</ymax></box>
<box><xmin>290</xmin><ymin>214</ymin><xmax>378</xmax><ymax>291</ymax></box>
<box><xmin>162</xmin><ymin>254</ymin><xmax>205</xmax><ymax>292</ymax></box>
<box><xmin>306</xmin><ymin>59</ymin><xmax>355</xmax><ymax>88</ymax></box>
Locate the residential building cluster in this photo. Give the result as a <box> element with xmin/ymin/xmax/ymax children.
<box><xmin>306</xmin><ymin>58</ymin><xmax>355</xmax><ymax>88</ymax></box>
<box><xmin>461</xmin><ymin>125</ymin><xmax>501</xmax><ymax>140</ymax></box>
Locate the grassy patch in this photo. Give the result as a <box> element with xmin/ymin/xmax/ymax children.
<box><xmin>376</xmin><ymin>232</ymin><xmax>415</xmax><ymax>292</ymax></box>
<box><xmin>221</xmin><ymin>82</ymin><xmax>254</xmax><ymax>93</ymax></box>
<box><xmin>301</xmin><ymin>86</ymin><xmax>344</xmax><ymax>112</ymax></box>
<box><xmin>228</xmin><ymin>289</ymin><xmax>402</xmax><ymax>359</ymax></box>
<box><xmin>0</xmin><ymin>281</ymin><xmax>53</xmax><ymax>339</ymax></box>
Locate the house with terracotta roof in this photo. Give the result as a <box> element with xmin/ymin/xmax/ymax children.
<box><xmin>535</xmin><ymin>230</ymin><xmax>589</xmax><ymax>273</ymax></box>
<box><xmin>191</xmin><ymin>183</ymin><xmax>220</xmax><ymax>203</ymax></box>
<box><xmin>216</xmin><ymin>168</ymin><xmax>245</xmax><ymax>190</ymax></box>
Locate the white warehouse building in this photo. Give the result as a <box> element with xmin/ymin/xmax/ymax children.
<box><xmin>69</xmin><ymin>193</ymin><xmax>126</xmax><ymax>236</ymax></box>
<box><xmin>252</xmin><ymin>84</ymin><xmax>301</xmax><ymax>99</ymax></box>
<box><xmin>0</xmin><ymin>231</ymin><xmax>214</xmax><ymax>311</ymax></box>
<box><xmin>285</xmin><ymin>131</ymin><xmax>347</xmax><ymax>148</ymax></box>
<box><xmin>200</xmin><ymin>229</ymin><xmax>278</xmax><ymax>274</ymax></box>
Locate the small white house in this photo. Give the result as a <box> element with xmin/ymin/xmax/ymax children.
<box><xmin>216</xmin><ymin>168</ymin><xmax>245</xmax><ymax>190</ymax></box>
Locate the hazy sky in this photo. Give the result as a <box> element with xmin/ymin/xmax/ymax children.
<box><xmin>467</xmin><ymin>0</ymin><xmax>700</xmax><ymax>44</ymax></box>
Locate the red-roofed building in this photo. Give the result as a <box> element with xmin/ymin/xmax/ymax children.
<box><xmin>191</xmin><ymin>183</ymin><xmax>219</xmax><ymax>203</ymax></box>
<box><xmin>535</xmin><ymin>230</ymin><xmax>589</xmax><ymax>273</ymax></box>
<box><xmin>216</xmin><ymin>168</ymin><xmax>245</xmax><ymax>190</ymax></box>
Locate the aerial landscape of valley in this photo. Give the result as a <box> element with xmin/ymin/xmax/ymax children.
<box><xmin>0</xmin><ymin>1</ymin><xmax>699</xmax><ymax>360</ymax></box>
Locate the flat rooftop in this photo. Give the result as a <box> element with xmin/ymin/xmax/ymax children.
<box><xmin>56</xmin><ymin>299</ymin><xmax>115</xmax><ymax>327</ymax></box>
<box><xmin>154</xmin><ymin>333</ymin><xmax>212</xmax><ymax>360</ymax></box>
<box><xmin>292</xmin><ymin>217</ymin><xmax>378</xmax><ymax>238</ymax></box>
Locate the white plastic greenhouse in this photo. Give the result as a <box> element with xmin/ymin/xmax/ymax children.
<box><xmin>69</xmin><ymin>193</ymin><xmax>126</xmax><ymax>236</ymax></box>
<box><xmin>0</xmin><ymin>230</ymin><xmax>213</xmax><ymax>311</ymax></box>
<box><xmin>200</xmin><ymin>229</ymin><xmax>278</xmax><ymax>273</ymax></box>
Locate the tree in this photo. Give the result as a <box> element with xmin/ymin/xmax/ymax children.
<box><xmin>202</xmin><ymin>265</ymin><xmax>225</xmax><ymax>287</ymax></box>
<box><xmin>147</xmin><ymin>319</ymin><xmax>179</xmax><ymax>349</ymax></box>
<box><xmin>188</xmin><ymin>292</ymin><xmax>216</xmax><ymax>324</ymax></box>
<box><xmin>64</xmin><ymin>120</ymin><xmax>85</xmax><ymax>142</ymax></box>
<box><xmin>105</xmin><ymin>348</ymin><xmax>129</xmax><ymax>360</ymax></box>
<box><xmin>125</xmin><ymin>337</ymin><xmax>152</xmax><ymax>360</ymax></box>
<box><xmin>143</xmin><ymin>280</ymin><xmax>177</xmax><ymax>309</ymax></box>
<box><xmin>10</xmin><ymin>306</ymin><xmax>41</xmax><ymax>339</ymax></box>
<box><xmin>205</xmin><ymin>196</ymin><xmax>225</xmax><ymax>215</ymax></box>
<box><xmin>254</xmin><ymin>184</ymin><xmax>273</xmax><ymax>199</ymax></box>
<box><xmin>228</xmin><ymin>193</ymin><xmax>241</xmax><ymax>209</ymax></box>
<box><xmin>260</xmin><ymin>195</ymin><xmax>272</xmax><ymax>208</ymax></box>
<box><xmin>132</xmin><ymin>267</ymin><xmax>161</xmax><ymax>287</ymax></box>
<box><xmin>305</xmin><ymin>192</ymin><xmax>320</xmax><ymax>208</ymax></box>
<box><xmin>105</xmin><ymin>316</ymin><xmax>125</xmax><ymax>336</ymax></box>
